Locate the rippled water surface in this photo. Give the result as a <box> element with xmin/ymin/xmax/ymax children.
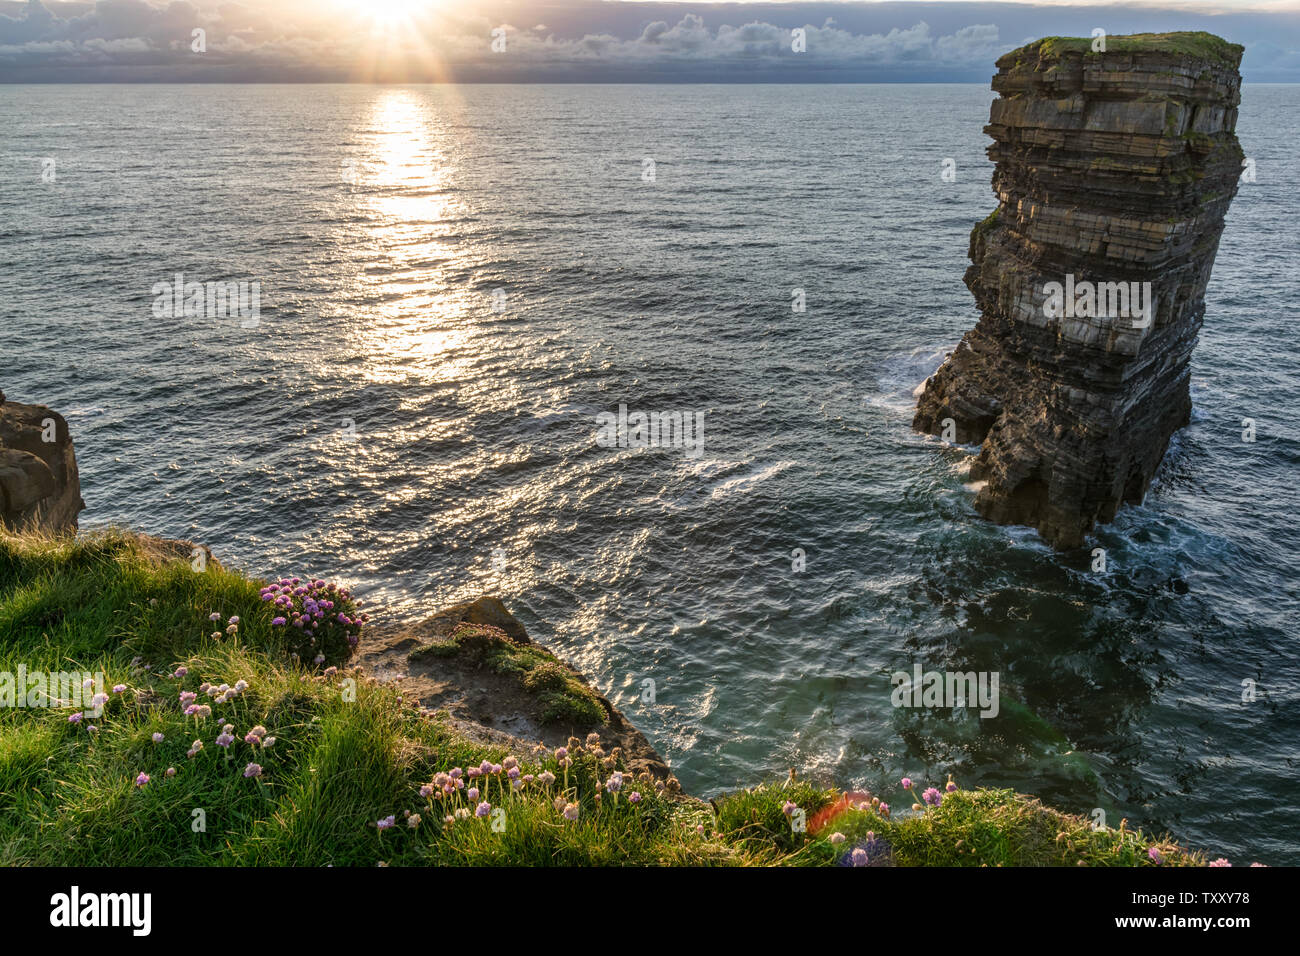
<box><xmin>3</xmin><ymin>84</ymin><xmax>1297</xmax><ymax>862</ymax></box>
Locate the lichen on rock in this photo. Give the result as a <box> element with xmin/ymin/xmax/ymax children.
<box><xmin>914</xmin><ymin>32</ymin><xmax>1245</xmax><ymax>548</ymax></box>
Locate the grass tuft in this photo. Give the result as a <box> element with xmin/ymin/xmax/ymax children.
<box><xmin>1004</xmin><ymin>32</ymin><xmax>1244</xmax><ymax>69</ymax></box>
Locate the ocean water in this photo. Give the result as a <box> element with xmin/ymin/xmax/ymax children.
<box><xmin>3</xmin><ymin>83</ymin><xmax>1297</xmax><ymax>863</ymax></box>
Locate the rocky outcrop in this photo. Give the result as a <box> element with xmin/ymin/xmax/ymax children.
<box><xmin>914</xmin><ymin>33</ymin><xmax>1244</xmax><ymax>548</ymax></box>
<box><xmin>359</xmin><ymin>597</ymin><xmax>677</xmax><ymax>784</ymax></box>
<box><xmin>411</xmin><ymin>595</ymin><xmax>533</xmax><ymax>645</ymax></box>
<box><xmin>0</xmin><ymin>389</ymin><xmax>85</xmax><ymax>533</ymax></box>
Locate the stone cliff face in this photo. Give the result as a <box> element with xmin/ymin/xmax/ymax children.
<box><xmin>0</xmin><ymin>389</ymin><xmax>85</xmax><ymax>533</ymax></box>
<box><xmin>914</xmin><ymin>33</ymin><xmax>1244</xmax><ymax>548</ymax></box>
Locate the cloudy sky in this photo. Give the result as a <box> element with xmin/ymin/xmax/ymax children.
<box><xmin>1</xmin><ymin>0</ymin><xmax>1297</xmax><ymax>82</ymax></box>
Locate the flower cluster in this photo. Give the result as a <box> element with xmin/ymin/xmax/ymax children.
<box><xmin>261</xmin><ymin>577</ymin><xmax>366</xmax><ymax>667</ymax></box>
<box><xmin>379</xmin><ymin>739</ymin><xmax>653</xmax><ymax>838</ymax></box>
<box><xmin>201</xmin><ymin>679</ymin><xmax>249</xmax><ymax>705</ymax></box>
<box><xmin>243</xmin><ymin>725</ymin><xmax>274</xmax><ymax>748</ymax></box>
<box><xmin>209</xmin><ymin>612</ymin><xmax>239</xmax><ymax>640</ymax></box>
<box><xmin>901</xmin><ymin>774</ymin><xmax>957</xmax><ymax>812</ymax></box>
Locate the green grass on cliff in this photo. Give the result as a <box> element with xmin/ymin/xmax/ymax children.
<box><xmin>0</xmin><ymin>529</ymin><xmax>1218</xmax><ymax>866</ymax></box>
<box><xmin>1009</xmin><ymin>32</ymin><xmax>1243</xmax><ymax>68</ymax></box>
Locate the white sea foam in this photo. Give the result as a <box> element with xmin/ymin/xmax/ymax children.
<box><xmin>868</xmin><ymin>343</ymin><xmax>954</xmax><ymax>415</ymax></box>
<box><xmin>709</xmin><ymin>460</ymin><xmax>796</xmax><ymax>500</ymax></box>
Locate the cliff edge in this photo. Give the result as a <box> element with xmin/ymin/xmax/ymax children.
<box><xmin>914</xmin><ymin>32</ymin><xmax>1244</xmax><ymax>548</ymax></box>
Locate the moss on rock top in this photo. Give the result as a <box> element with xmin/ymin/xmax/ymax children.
<box><xmin>1003</xmin><ymin>32</ymin><xmax>1244</xmax><ymax>69</ymax></box>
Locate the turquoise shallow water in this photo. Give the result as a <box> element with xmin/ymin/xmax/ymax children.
<box><xmin>2</xmin><ymin>83</ymin><xmax>1297</xmax><ymax>863</ymax></box>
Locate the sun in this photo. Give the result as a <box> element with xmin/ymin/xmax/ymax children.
<box><xmin>362</xmin><ymin>0</ymin><xmax>433</xmax><ymax>29</ymax></box>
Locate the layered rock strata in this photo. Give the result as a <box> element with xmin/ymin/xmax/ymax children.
<box><xmin>0</xmin><ymin>389</ymin><xmax>85</xmax><ymax>533</ymax></box>
<box><xmin>914</xmin><ymin>33</ymin><xmax>1244</xmax><ymax>548</ymax></box>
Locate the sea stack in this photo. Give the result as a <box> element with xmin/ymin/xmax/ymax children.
<box><xmin>914</xmin><ymin>33</ymin><xmax>1244</xmax><ymax>548</ymax></box>
<box><xmin>0</xmin><ymin>389</ymin><xmax>85</xmax><ymax>533</ymax></box>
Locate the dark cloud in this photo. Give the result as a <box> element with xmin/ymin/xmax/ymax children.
<box><xmin>0</xmin><ymin>0</ymin><xmax>1297</xmax><ymax>82</ymax></box>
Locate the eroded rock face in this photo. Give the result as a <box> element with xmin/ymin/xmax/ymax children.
<box><xmin>0</xmin><ymin>389</ymin><xmax>85</xmax><ymax>533</ymax></box>
<box><xmin>914</xmin><ymin>33</ymin><xmax>1244</xmax><ymax>548</ymax></box>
